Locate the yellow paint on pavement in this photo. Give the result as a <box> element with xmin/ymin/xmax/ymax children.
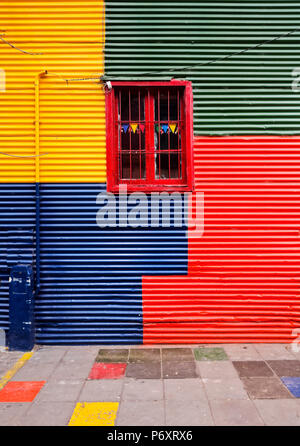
<box><xmin>0</xmin><ymin>351</ymin><xmax>34</xmax><ymax>390</ymax></box>
<box><xmin>68</xmin><ymin>402</ymin><xmax>119</xmax><ymax>426</ymax></box>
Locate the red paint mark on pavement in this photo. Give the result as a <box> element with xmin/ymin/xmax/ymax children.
<box><xmin>88</xmin><ymin>363</ymin><xmax>126</xmax><ymax>379</ymax></box>
<box><xmin>0</xmin><ymin>381</ymin><xmax>46</xmax><ymax>402</ymax></box>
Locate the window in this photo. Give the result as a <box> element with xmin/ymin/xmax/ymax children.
<box><xmin>105</xmin><ymin>80</ymin><xmax>194</xmax><ymax>192</ymax></box>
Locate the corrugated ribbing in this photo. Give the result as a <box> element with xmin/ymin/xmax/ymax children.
<box><xmin>0</xmin><ymin>0</ymin><xmax>105</xmax><ymax>183</ymax></box>
<box><xmin>36</xmin><ymin>184</ymin><xmax>187</xmax><ymax>344</ymax></box>
<box><xmin>0</xmin><ymin>184</ymin><xmax>35</xmax><ymax>330</ymax></box>
<box><xmin>143</xmin><ymin>136</ymin><xmax>300</xmax><ymax>343</ymax></box>
<box><xmin>105</xmin><ymin>0</ymin><xmax>300</xmax><ymax>135</ymax></box>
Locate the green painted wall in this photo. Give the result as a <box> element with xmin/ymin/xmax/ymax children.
<box><xmin>105</xmin><ymin>0</ymin><xmax>300</xmax><ymax>135</ymax></box>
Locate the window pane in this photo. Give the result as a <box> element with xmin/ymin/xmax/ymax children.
<box><xmin>170</xmin><ymin>153</ymin><xmax>180</xmax><ymax>178</ymax></box>
<box><xmin>130</xmin><ymin>90</ymin><xmax>145</xmax><ymax>121</ymax></box>
<box><xmin>155</xmin><ymin>91</ymin><xmax>168</xmax><ymax>121</ymax></box>
<box><xmin>157</xmin><ymin>153</ymin><xmax>169</xmax><ymax>179</ymax></box>
<box><xmin>120</xmin><ymin>90</ymin><xmax>129</xmax><ymax>121</ymax></box>
<box><xmin>121</xmin><ymin>153</ymin><xmax>130</xmax><ymax>179</ymax></box>
<box><xmin>169</xmin><ymin>90</ymin><xmax>179</xmax><ymax>121</ymax></box>
<box><xmin>154</xmin><ymin>88</ymin><xmax>182</xmax><ymax>180</ymax></box>
<box><xmin>131</xmin><ymin>153</ymin><xmax>145</xmax><ymax>179</ymax></box>
<box><xmin>118</xmin><ymin>88</ymin><xmax>146</xmax><ymax>180</ymax></box>
<box><xmin>155</xmin><ymin>152</ymin><xmax>180</xmax><ymax>180</ymax></box>
<box><xmin>121</xmin><ymin>128</ymin><xmax>130</xmax><ymax>150</ymax></box>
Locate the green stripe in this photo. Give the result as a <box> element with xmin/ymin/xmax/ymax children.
<box><xmin>105</xmin><ymin>0</ymin><xmax>300</xmax><ymax>135</ymax></box>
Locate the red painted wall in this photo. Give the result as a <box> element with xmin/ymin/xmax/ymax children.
<box><xmin>143</xmin><ymin>136</ymin><xmax>300</xmax><ymax>343</ymax></box>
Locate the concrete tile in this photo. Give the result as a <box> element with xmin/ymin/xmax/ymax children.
<box><xmin>88</xmin><ymin>363</ymin><xmax>126</xmax><ymax>379</ymax></box>
<box><xmin>125</xmin><ymin>362</ymin><xmax>161</xmax><ymax>379</ymax></box>
<box><xmin>254</xmin><ymin>399</ymin><xmax>300</xmax><ymax>425</ymax></box>
<box><xmin>197</xmin><ymin>344</ymin><xmax>224</xmax><ymax>349</ymax></box>
<box><xmin>285</xmin><ymin>345</ymin><xmax>300</xmax><ymax>360</ymax></box>
<box><xmin>254</xmin><ymin>344</ymin><xmax>295</xmax><ymax>360</ymax></box>
<box><xmin>0</xmin><ymin>403</ymin><xmax>31</xmax><ymax>426</ymax></box>
<box><xmin>163</xmin><ymin>361</ymin><xmax>198</xmax><ymax>379</ymax></box>
<box><xmin>123</xmin><ymin>378</ymin><xmax>163</xmax><ymax>401</ymax></box>
<box><xmin>64</xmin><ymin>345</ymin><xmax>100</xmax><ymax>355</ymax></box>
<box><xmin>281</xmin><ymin>377</ymin><xmax>300</xmax><ymax>398</ymax></box>
<box><xmin>162</xmin><ymin>348</ymin><xmax>194</xmax><ymax>361</ymax></box>
<box><xmin>267</xmin><ymin>360</ymin><xmax>300</xmax><ymax>377</ymax></box>
<box><xmin>11</xmin><ymin>361</ymin><xmax>57</xmax><ymax>381</ymax></box>
<box><xmin>62</xmin><ymin>355</ymin><xmax>96</xmax><ymax>369</ymax></box>
<box><xmin>79</xmin><ymin>379</ymin><xmax>123</xmax><ymax>402</ymax></box>
<box><xmin>96</xmin><ymin>349</ymin><xmax>129</xmax><ymax>363</ymax></box>
<box><xmin>129</xmin><ymin>348</ymin><xmax>161</xmax><ymax>363</ymax></box>
<box><xmin>15</xmin><ymin>401</ymin><xmax>75</xmax><ymax>426</ymax></box>
<box><xmin>194</xmin><ymin>347</ymin><xmax>228</xmax><ymax>361</ymax></box>
<box><xmin>116</xmin><ymin>400</ymin><xmax>164</xmax><ymax>426</ymax></box>
<box><xmin>241</xmin><ymin>377</ymin><xmax>293</xmax><ymax>399</ymax></box>
<box><xmin>0</xmin><ymin>352</ymin><xmax>25</xmax><ymax>375</ymax></box>
<box><xmin>223</xmin><ymin>344</ymin><xmax>261</xmax><ymax>361</ymax></box>
<box><xmin>30</xmin><ymin>347</ymin><xmax>68</xmax><ymax>364</ymax></box>
<box><xmin>210</xmin><ymin>399</ymin><xmax>264</xmax><ymax>426</ymax></box>
<box><xmin>34</xmin><ymin>379</ymin><xmax>84</xmax><ymax>402</ymax></box>
<box><xmin>35</xmin><ymin>345</ymin><xmax>68</xmax><ymax>351</ymax></box>
<box><xmin>47</xmin><ymin>361</ymin><xmax>93</xmax><ymax>381</ymax></box>
<box><xmin>197</xmin><ymin>361</ymin><xmax>239</xmax><ymax>379</ymax></box>
<box><xmin>95</xmin><ymin>345</ymin><xmax>136</xmax><ymax>350</ymax></box>
<box><xmin>0</xmin><ymin>366</ymin><xmax>8</xmax><ymax>377</ymax></box>
<box><xmin>0</xmin><ymin>351</ymin><xmax>23</xmax><ymax>364</ymax></box>
<box><xmin>0</xmin><ymin>381</ymin><xmax>45</xmax><ymax>402</ymax></box>
<box><xmin>164</xmin><ymin>378</ymin><xmax>207</xmax><ymax>401</ymax></box>
<box><xmin>69</xmin><ymin>402</ymin><xmax>119</xmax><ymax>426</ymax></box>
<box><xmin>233</xmin><ymin>361</ymin><xmax>274</xmax><ymax>378</ymax></box>
<box><xmin>202</xmin><ymin>378</ymin><xmax>249</xmax><ymax>400</ymax></box>
<box><xmin>165</xmin><ymin>399</ymin><xmax>213</xmax><ymax>426</ymax></box>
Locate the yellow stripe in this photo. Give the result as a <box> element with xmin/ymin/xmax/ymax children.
<box><xmin>0</xmin><ymin>351</ymin><xmax>34</xmax><ymax>391</ymax></box>
<box><xmin>0</xmin><ymin>0</ymin><xmax>106</xmax><ymax>183</ymax></box>
<box><xmin>68</xmin><ymin>402</ymin><xmax>119</xmax><ymax>426</ymax></box>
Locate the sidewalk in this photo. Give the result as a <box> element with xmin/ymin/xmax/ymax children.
<box><xmin>0</xmin><ymin>343</ymin><xmax>300</xmax><ymax>426</ymax></box>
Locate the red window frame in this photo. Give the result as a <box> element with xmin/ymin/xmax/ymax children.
<box><xmin>105</xmin><ymin>80</ymin><xmax>194</xmax><ymax>193</ymax></box>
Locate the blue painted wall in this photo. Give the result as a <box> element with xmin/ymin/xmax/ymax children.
<box><xmin>0</xmin><ymin>183</ymin><xmax>188</xmax><ymax>344</ymax></box>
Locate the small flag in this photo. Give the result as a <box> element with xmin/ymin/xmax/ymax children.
<box><xmin>139</xmin><ymin>124</ymin><xmax>145</xmax><ymax>133</ymax></box>
<box><xmin>122</xmin><ymin>124</ymin><xmax>129</xmax><ymax>133</ymax></box>
<box><xmin>169</xmin><ymin>123</ymin><xmax>177</xmax><ymax>133</ymax></box>
<box><xmin>130</xmin><ymin>123</ymin><xmax>138</xmax><ymax>133</ymax></box>
<box><xmin>162</xmin><ymin>124</ymin><xmax>169</xmax><ymax>133</ymax></box>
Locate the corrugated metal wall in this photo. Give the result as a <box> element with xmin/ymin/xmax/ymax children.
<box><xmin>105</xmin><ymin>1</ymin><xmax>300</xmax><ymax>343</ymax></box>
<box><xmin>0</xmin><ymin>184</ymin><xmax>35</xmax><ymax>329</ymax></box>
<box><xmin>0</xmin><ymin>0</ymin><xmax>106</xmax><ymax>183</ymax></box>
<box><xmin>143</xmin><ymin>136</ymin><xmax>300</xmax><ymax>343</ymax></box>
<box><xmin>105</xmin><ymin>0</ymin><xmax>300</xmax><ymax>135</ymax></box>
<box><xmin>0</xmin><ymin>0</ymin><xmax>108</xmax><ymax>335</ymax></box>
<box><xmin>1</xmin><ymin>0</ymin><xmax>300</xmax><ymax>344</ymax></box>
<box><xmin>35</xmin><ymin>184</ymin><xmax>187</xmax><ymax>344</ymax></box>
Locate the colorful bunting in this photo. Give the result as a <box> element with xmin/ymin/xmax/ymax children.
<box><xmin>121</xmin><ymin>124</ymin><xmax>129</xmax><ymax>133</ymax></box>
<box><xmin>122</xmin><ymin>123</ymin><xmax>178</xmax><ymax>134</ymax></box>
<box><xmin>130</xmin><ymin>123</ymin><xmax>138</xmax><ymax>133</ymax></box>
<box><xmin>169</xmin><ymin>123</ymin><xmax>177</xmax><ymax>133</ymax></box>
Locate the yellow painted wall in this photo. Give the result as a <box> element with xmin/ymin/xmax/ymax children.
<box><xmin>0</xmin><ymin>0</ymin><xmax>106</xmax><ymax>183</ymax></box>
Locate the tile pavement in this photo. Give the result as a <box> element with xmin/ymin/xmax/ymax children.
<box><xmin>0</xmin><ymin>344</ymin><xmax>300</xmax><ymax>425</ymax></box>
